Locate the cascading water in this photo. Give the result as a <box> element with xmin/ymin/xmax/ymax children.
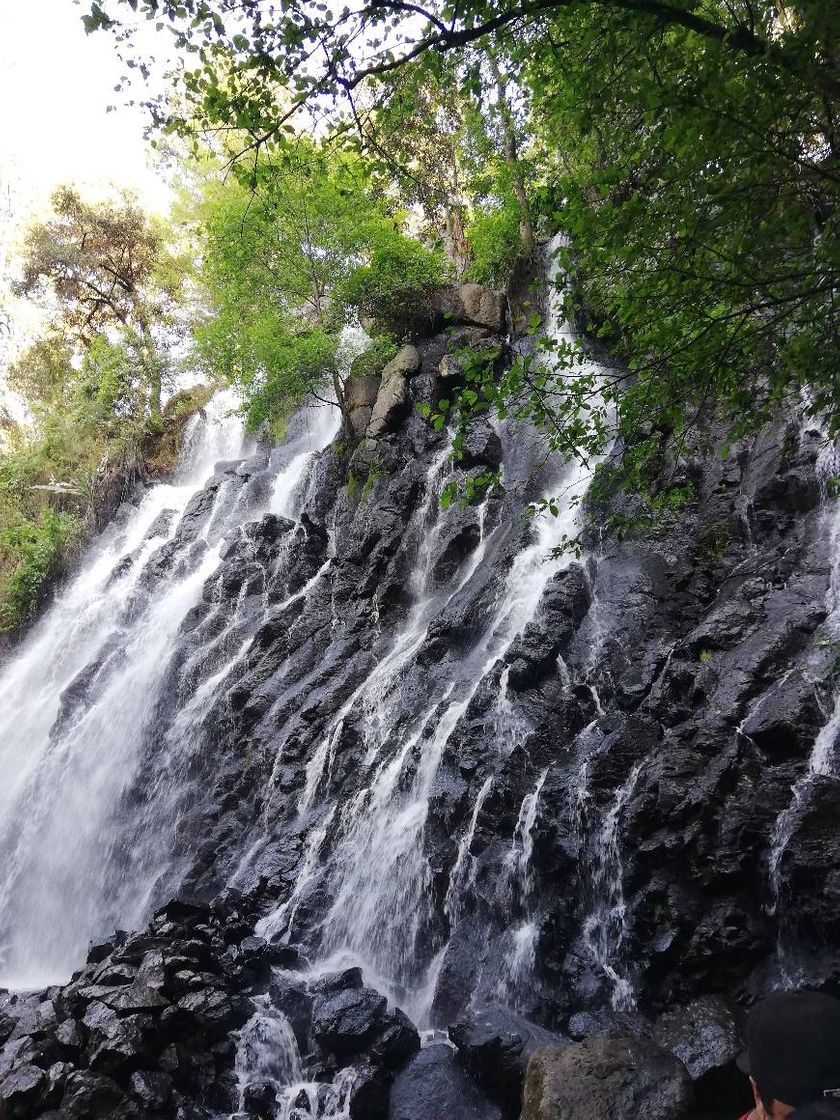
<box><xmin>253</xmin><ymin>234</ymin><xmax>617</xmax><ymax>1025</ymax></box>
<box><xmin>0</xmin><ymin>391</ymin><xmax>340</xmax><ymax>990</ymax></box>
<box><xmin>580</xmin><ymin>761</ymin><xmax>644</xmax><ymax>1010</ymax></box>
<box><xmin>3</xmin><ymin>226</ymin><xmax>838</xmax><ymax>1120</ymax></box>
<box><xmin>766</xmin><ymin>436</ymin><xmax>840</xmax><ymax>983</ymax></box>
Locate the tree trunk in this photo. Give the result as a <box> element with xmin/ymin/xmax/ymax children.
<box><xmin>149</xmin><ymin>364</ymin><xmax>162</xmax><ymax>420</ymax></box>
<box><xmin>488</xmin><ymin>51</ymin><xmax>536</xmax><ymax>258</ymax></box>
<box><xmin>445</xmin><ymin>204</ymin><xmax>472</xmax><ymax>278</ymax></box>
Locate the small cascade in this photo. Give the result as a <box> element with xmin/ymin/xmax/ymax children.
<box><xmin>491</xmin><ymin>665</ymin><xmax>528</xmax><ymax>755</ymax></box>
<box><xmin>275</xmin><ymin>1068</ymin><xmax>356</xmax><ymax>1120</ymax></box>
<box><xmin>507</xmin><ymin>767</ymin><xmax>549</xmax><ymax>909</ymax></box>
<box><xmin>580</xmin><ymin>761</ymin><xmax>643</xmax><ymax>1010</ymax></box>
<box><xmin>0</xmin><ymin>388</ymin><xmax>340</xmax><ymax>989</ymax></box>
<box><xmin>294</xmin><ymin>442</ymin><xmax>455</xmax><ymax>815</ymax></box>
<box><xmin>766</xmin><ymin>436</ymin><xmax>840</xmax><ymax>981</ymax></box>
<box><xmin>234</xmin><ymin>997</ymin><xmax>303</xmax><ymax>1109</ymax></box>
<box><xmin>233</xmin><ymin>994</ymin><xmax>358</xmax><ymax>1120</ymax></box>
<box><xmin>494</xmin><ymin>767</ymin><xmax>549</xmax><ymax>1005</ymax></box>
<box><xmin>0</xmin><ymin>394</ymin><xmax>248</xmax><ymax>988</ymax></box>
<box><xmin>445</xmin><ymin>775</ymin><xmax>494</xmax><ymax>927</ymax></box>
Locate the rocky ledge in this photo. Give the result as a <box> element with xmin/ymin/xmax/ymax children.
<box><xmin>0</xmin><ymin>895</ymin><xmax>752</xmax><ymax>1119</ymax></box>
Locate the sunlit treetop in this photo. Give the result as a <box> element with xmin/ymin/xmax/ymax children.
<box><xmin>84</xmin><ymin>0</ymin><xmax>838</xmax><ymax>156</ymax></box>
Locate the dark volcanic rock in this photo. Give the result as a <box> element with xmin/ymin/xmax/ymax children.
<box><xmin>311</xmin><ymin>986</ymin><xmax>387</xmax><ymax>1058</ymax></box>
<box><xmin>451</xmin><ymin>1005</ymin><xmax>563</xmax><ymax>1118</ymax></box>
<box><xmin>652</xmin><ymin>996</ymin><xmax>743</xmax><ymax>1082</ymax></box>
<box><xmin>1</xmin><ymin>299</ymin><xmax>838</xmax><ymax>1120</ymax></box>
<box><xmin>388</xmin><ymin>1044</ymin><xmax>503</xmax><ymax>1120</ymax></box>
<box><xmin>0</xmin><ymin>1064</ymin><xmax>47</xmax><ymax>1117</ymax></box>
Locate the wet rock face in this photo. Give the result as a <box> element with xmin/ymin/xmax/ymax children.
<box><xmin>388</xmin><ymin>1044</ymin><xmax>503</xmax><ymax>1120</ymax></box>
<box><xmin>1</xmin><ymin>314</ymin><xmax>839</xmax><ymax>1120</ymax></box>
<box><xmin>0</xmin><ymin>899</ymin><xmax>254</xmax><ymax>1119</ymax></box>
<box><xmin>450</xmin><ymin>1005</ymin><xmax>564</xmax><ymax>1119</ymax></box>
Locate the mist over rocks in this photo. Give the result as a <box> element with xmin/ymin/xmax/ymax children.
<box><xmin>0</xmin><ymin>275</ymin><xmax>838</xmax><ymax>1120</ymax></box>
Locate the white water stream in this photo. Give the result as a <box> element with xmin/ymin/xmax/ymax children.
<box><xmin>0</xmin><ymin>392</ymin><xmax>340</xmax><ymax>990</ymax></box>
<box><xmin>766</xmin><ymin>437</ymin><xmax>840</xmax><ymax>982</ymax></box>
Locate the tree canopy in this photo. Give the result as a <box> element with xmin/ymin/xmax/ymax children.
<box><xmin>86</xmin><ymin>0</ymin><xmax>836</xmax><ymax>510</ymax></box>
<box><xmin>16</xmin><ymin>187</ymin><xmax>186</xmax><ymax>418</ymax></box>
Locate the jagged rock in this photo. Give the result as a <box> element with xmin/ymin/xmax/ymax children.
<box><xmin>241</xmin><ymin>1078</ymin><xmax>275</xmax><ymax>1114</ymax></box>
<box><xmin>367</xmin><ymin>345</ymin><xmax>420</xmax><ymax>439</ymax></box>
<box><xmin>55</xmin><ymin>1018</ymin><xmax>85</xmax><ymax>1052</ymax></box>
<box><xmin>739</xmin><ymin>669</ymin><xmax>826</xmax><ymax>755</ymax></box>
<box><xmin>388</xmin><ymin>1044</ymin><xmax>503</xmax><ymax>1120</ymax></box>
<box><xmin>522</xmin><ymin>1036</ymin><xmax>694</xmax><ymax>1120</ymax></box>
<box><xmin>451</xmin><ymin>1005</ymin><xmax>563</xmax><ymax>1118</ymax></box>
<box><xmin>175</xmin><ymin>989</ymin><xmax>238</xmax><ymax>1038</ymax></box>
<box><xmin>310</xmin><ymin>986</ymin><xmax>387</xmax><ymax>1058</ymax></box>
<box><xmin>129</xmin><ymin>1069</ymin><xmax>172</xmax><ymax>1110</ymax></box>
<box><xmin>87</xmin><ymin>1013</ymin><xmax>152</xmax><ymax>1075</ymax></box>
<box><xmin>456</xmin><ymin>419</ymin><xmax>503</xmax><ymax>470</ymax></box>
<box><xmin>99</xmin><ymin>983</ymin><xmax>169</xmax><ymax>1014</ymax></box>
<box><xmin>267</xmin><ymin>975</ymin><xmax>312</xmax><ymax>1051</ymax></box>
<box><xmin>60</xmin><ymin>1069</ymin><xmax>126</xmax><ymax>1116</ymax></box>
<box><xmin>435</xmin><ymin>284</ymin><xmax>505</xmax><ymax>333</ymax></box>
<box><xmin>652</xmin><ymin>996</ymin><xmax>747</xmax><ymax>1115</ymax></box>
<box><xmin>652</xmin><ymin>996</ymin><xmax>742</xmax><ymax>1081</ymax></box>
<box><xmin>567</xmin><ymin>1009</ymin><xmax>652</xmax><ymax>1042</ymax></box>
<box><xmin>348</xmin><ymin>1061</ymin><xmax>391</xmax><ymax>1119</ymax></box>
<box><xmin>2</xmin><ymin>289</ymin><xmax>838</xmax><ymax>1120</ymax></box>
<box><xmin>0</xmin><ymin>1063</ymin><xmax>47</xmax><ymax>1116</ymax></box>
<box><xmin>430</xmin><ymin>918</ymin><xmax>486</xmax><ymax>1026</ymax></box>
<box><xmin>144</xmin><ymin>509</ymin><xmax>178</xmax><ymax>540</ymax></box>
<box><xmin>368</xmin><ymin>1008</ymin><xmax>421</xmax><ymax>1071</ymax></box>
<box><xmin>345</xmin><ymin>373</ymin><xmax>382</xmax><ymax>440</ymax></box>
<box><xmin>310</xmin><ymin>967</ymin><xmax>364</xmax><ymax>994</ymax></box>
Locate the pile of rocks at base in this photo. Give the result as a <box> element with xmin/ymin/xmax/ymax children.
<box><xmin>0</xmin><ymin>881</ymin><xmax>753</xmax><ymax>1120</ymax></box>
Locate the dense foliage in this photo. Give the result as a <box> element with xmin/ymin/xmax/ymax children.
<box><xmin>0</xmin><ymin>192</ymin><xmax>201</xmax><ymax>633</ymax></box>
<box><xmin>185</xmin><ymin>141</ymin><xmax>449</xmax><ymax>431</ymax></box>
<box><xmin>3</xmin><ymin>0</ymin><xmax>837</xmax><ymax>632</ymax></box>
<box><xmin>86</xmin><ymin>0</ymin><xmax>837</xmax><ymax>510</ymax></box>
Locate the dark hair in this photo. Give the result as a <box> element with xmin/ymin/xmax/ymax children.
<box><xmin>792</xmin><ymin>1101</ymin><xmax>840</xmax><ymax>1119</ymax></box>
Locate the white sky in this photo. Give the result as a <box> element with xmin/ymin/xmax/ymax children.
<box><xmin>0</xmin><ymin>0</ymin><xmax>171</xmax><ymax>220</ymax></box>
<box><xmin>0</xmin><ymin>0</ymin><xmax>173</xmax><ymax>394</ymax></box>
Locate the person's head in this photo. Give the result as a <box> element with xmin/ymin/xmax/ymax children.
<box><xmin>738</xmin><ymin>991</ymin><xmax>840</xmax><ymax>1119</ymax></box>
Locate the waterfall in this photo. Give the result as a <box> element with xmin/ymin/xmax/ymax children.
<box><xmin>580</xmin><ymin>761</ymin><xmax>644</xmax><ymax>1011</ymax></box>
<box><xmin>0</xmin><ymin>392</ymin><xmax>340</xmax><ymax>990</ymax></box>
<box><xmin>766</xmin><ymin>436</ymin><xmax>840</xmax><ymax>982</ymax></box>
<box><xmin>493</xmin><ymin>767</ymin><xmax>550</xmax><ymax>1006</ymax></box>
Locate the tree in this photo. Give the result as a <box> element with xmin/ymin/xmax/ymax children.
<box><xmin>85</xmin><ymin>0</ymin><xmax>837</xmax><ymax>146</ymax></box>
<box><xmin>356</xmin><ymin>63</ymin><xmax>474</xmax><ymax>275</ymax></box>
<box><xmin>87</xmin><ymin>0</ymin><xmax>838</xmax><ymax>509</ymax></box>
<box><xmin>486</xmin><ymin>49</ymin><xmax>535</xmax><ymax>257</ymax></box>
<box><xmin>185</xmin><ymin>139</ymin><xmax>447</xmax><ymax>432</ymax></box>
<box><xmin>15</xmin><ymin>187</ymin><xmax>185</xmax><ymax>418</ymax></box>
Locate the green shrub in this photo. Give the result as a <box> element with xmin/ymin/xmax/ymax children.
<box><xmin>465</xmin><ymin>203</ymin><xmax>523</xmax><ymax>287</ymax></box>
<box><xmin>0</xmin><ymin>507</ymin><xmax>80</xmax><ymax>630</ymax></box>
<box><xmin>241</xmin><ymin>329</ymin><xmax>338</xmax><ymax>434</ymax></box>
<box><xmin>340</xmin><ymin>234</ymin><xmax>448</xmax><ymax>336</ymax></box>
<box><xmin>349</xmin><ymin>335</ymin><xmax>399</xmax><ymax>380</ymax></box>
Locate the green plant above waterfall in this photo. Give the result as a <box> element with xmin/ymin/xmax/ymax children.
<box><xmin>86</xmin><ymin>0</ymin><xmax>837</xmax><ymax>517</ymax></box>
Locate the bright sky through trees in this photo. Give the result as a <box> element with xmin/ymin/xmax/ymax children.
<box><xmin>0</xmin><ymin>0</ymin><xmax>171</xmax><ymax>388</ymax></box>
